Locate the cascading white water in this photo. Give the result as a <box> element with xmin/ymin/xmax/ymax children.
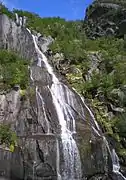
<box><xmin>28</xmin><ymin>65</ymin><xmax>34</xmax><ymax>82</ymax></box>
<box><xmin>78</xmin><ymin>94</ymin><xmax>126</xmax><ymax>180</ymax></box>
<box><xmin>74</xmin><ymin>89</ymin><xmax>101</xmax><ymax>137</ymax></box>
<box><xmin>36</xmin><ymin>86</ymin><xmax>50</xmax><ymax>134</ymax></box>
<box><xmin>112</xmin><ymin>149</ymin><xmax>120</xmax><ymax>172</ymax></box>
<box><xmin>26</xmin><ymin>30</ymin><xmax>82</xmax><ymax>180</ymax></box>
<box><xmin>112</xmin><ymin>149</ymin><xmax>126</xmax><ymax>180</ymax></box>
<box><xmin>56</xmin><ymin>138</ymin><xmax>62</xmax><ymax>180</ymax></box>
<box><xmin>49</xmin><ymin>86</ymin><xmax>82</xmax><ymax>179</ymax></box>
<box><xmin>26</xmin><ymin>27</ymin><xmax>126</xmax><ymax>180</ymax></box>
<box><xmin>85</xmin><ymin>105</ymin><xmax>126</xmax><ymax>179</ymax></box>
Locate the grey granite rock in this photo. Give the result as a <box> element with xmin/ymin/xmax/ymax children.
<box><xmin>0</xmin><ymin>13</ymin><xmax>118</xmax><ymax>180</ymax></box>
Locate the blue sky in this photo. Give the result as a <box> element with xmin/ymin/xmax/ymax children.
<box><xmin>2</xmin><ymin>0</ymin><xmax>93</xmax><ymax>20</ymax></box>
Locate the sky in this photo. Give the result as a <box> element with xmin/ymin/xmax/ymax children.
<box><xmin>1</xmin><ymin>0</ymin><xmax>94</xmax><ymax>20</ymax></box>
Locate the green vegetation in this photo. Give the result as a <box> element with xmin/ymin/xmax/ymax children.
<box><xmin>68</xmin><ymin>37</ymin><xmax>126</xmax><ymax>158</ymax></box>
<box><xmin>0</xmin><ymin>1</ymin><xmax>126</xmax><ymax>162</ymax></box>
<box><xmin>13</xmin><ymin>9</ymin><xmax>87</xmax><ymax>63</ymax></box>
<box><xmin>0</xmin><ymin>50</ymin><xmax>29</xmax><ymax>89</ymax></box>
<box><xmin>0</xmin><ymin>4</ymin><xmax>87</xmax><ymax>63</ymax></box>
<box><xmin>0</xmin><ymin>124</ymin><xmax>17</xmax><ymax>151</ymax></box>
<box><xmin>0</xmin><ymin>3</ymin><xmax>14</xmax><ymax>19</ymax></box>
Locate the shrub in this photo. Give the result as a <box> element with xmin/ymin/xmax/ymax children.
<box><xmin>0</xmin><ymin>3</ymin><xmax>14</xmax><ymax>19</ymax></box>
<box><xmin>0</xmin><ymin>50</ymin><xmax>29</xmax><ymax>89</ymax></box>
<box><xmin>0</xmin><ymin>124</ymin><xmax>17</xmax><ymax>147</ymax></box>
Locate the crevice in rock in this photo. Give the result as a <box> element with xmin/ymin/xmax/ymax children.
<box><xmin>36</xmin><ymin>140</ymin><xmax>44</xmax><ymax>163</ymax></box>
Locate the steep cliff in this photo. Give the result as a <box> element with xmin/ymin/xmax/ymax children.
<box><xmin>0</xmin><ymin>3</ymin><xmax>125</xmax><ymax>180</ymax></box>
<box><xmin>0</xmin><ymin>13</ymin><xmax>111</xmax><ymax>180</ymax></box>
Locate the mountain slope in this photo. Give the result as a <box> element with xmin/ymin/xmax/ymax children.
<box><xmin>0</xmin><ymin>2</ymin><xmax>126</xmax><ymax>180</ymax></box>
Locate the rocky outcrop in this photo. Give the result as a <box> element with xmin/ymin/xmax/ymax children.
<box><xmin>0</xmin><ymin>13</ymin><xmax>124</xmax><ymax>180</ymax></box>
<box><xmin>0</xmin><ymin>14</ymin><xmax>35</xmax><ymax>60</ymax></box>
<box><xmin>38</xmin><ymin>35</ymin><xmax>54</xmax><ymax>53</ymax></box>
<box><xmin>84</xmin><ymin>0</ymin><xmax>126</xmax><ymax>38</ymax></box>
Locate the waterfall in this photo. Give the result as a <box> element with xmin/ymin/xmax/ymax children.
<box><xmin>26</xmin><ymin>27</ymin><xmax>126</xmax><ymax>180</ymax></box>
<box><xmin>112</xmin><ymin>149</ymin><xmax>120</xmax><ymax>172</ymax></box>
<box><xmin>85</xmin><ymin>107</ymin><xmax>126</xmax><ymax>179</ymax></box>
<box><xmin>103</xmin><ymin>132</ymin><xmax>126</xmax><ymax>179</ymax></box>
<box><xmin>27</xmin><ymin>29</ymin><xmax>82</xmax><ymax>180</ymax></box>
<box><xmin>73</xmin><ymin>89</ymin><xmax>101</xmax><ymax>137</ymax></box>
<box><xmin>28</xmin><ymin>65</ymin><xmax>34</xmax><ymax>82</ymax></box>
<box><xmin>78</xmin><ymin>94</ymin><xmax>126</xmax><ymax>180</ymax></box>
<box><xmin>56</xmin><ymin>139</ymin><xmax>62</xmax><ymax>180</ymax></box>
<box><xmin>36</xmin><ymin>86</ymin><xmax>50</xmax><ymax>134</ymax></box>
<box><xmin>112</xmin><ymin>149</ymin><xmax>126</xmax><ymax>180</ymax></box>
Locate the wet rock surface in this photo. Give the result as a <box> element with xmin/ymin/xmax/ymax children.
<box><xmin>0</xmin><ymin>14</ymin><xmax>124</xmax><ymax>180</ymax></box>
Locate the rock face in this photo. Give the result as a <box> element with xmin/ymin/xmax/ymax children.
<box><xmin>0</xmin><ymin>13</ymin><xmax>124</xmax><ymax>180</ymax></box>
<box><xmin>84</xmin><ymin>0</ymin><xmax>126</xmax><ymax>38</ymax></box>
<box><xmin>0</xmin><ymin>14</ymin><xmax>35</xmax><ymax>60</ymax></box>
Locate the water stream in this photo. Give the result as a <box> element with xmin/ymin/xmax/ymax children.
<box><xmin>28</xmin><ymin>30</ymin><xmax>126</xmax><ymax>179</ymax></box>
<box><xmin>21</xmin><ymin>13</ymin><xmax>126</xmax><ymax>179</ymax></box>
<box><xmin>36</xmin><ymin>86</ymin><xmax>50</xmax><ymax>134</ymax></box>
<box><xmin>26</xmin><ymin>29</ymin><xmax>82</xmax><ymax>180</ymax></box>
<box><xmin>112</xmin><ymin>149</ymin><xmax>126</xmax><ymax>180</ymax></box>
<box><xmin>79</xmin><ymin>94</ymin><xmax>126</xmax><ymax>180</ymax></box>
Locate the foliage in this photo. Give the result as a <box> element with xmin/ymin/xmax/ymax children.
<box><xmin>0</xmin><ymin>124</ymin><xmax>17</xmax><ymax>148</ymax></box>
<box><xmin>62</xmin><ymin>35</ymin><xmax>126</xmax><ymax>157</ymax></box>
<box><xmin>0</xmin><ymin>50</ymin><xmax>29</xmax><ymax>89</ymax></box>
<box><xmin>72</xmin><ymin>38</ymin><xmax>126</xmax><ymax>158</ymax></box>
<box><xmin>12</xmin><ymin>9</ymin><xmax>86</xmax><ymax>64</ymax></box>
<box><xmin>20</xmin><ymin>89</ymin><xmax>27</xmax><ymax>96</ymax></box>
<box><xmin>0</xmin><ymin>0</ymin><xmax>126</xmax><ymax>66</ymax></box>
<box><xmin>116</xmin><ymin>113</ymin><xmax>126</xmax><ymax>138</ymax></box>
<box><xmin>0</xmin><ymin>1</ymin><xmax>126</xmax><ymax>159</ymax></box>
<box><xmin>0</xmin><ymin>5</ymin><xmax>86</xmax><ymax>64</ymax></box>
<box><xmin>0</xmin><ymin>3</ymin><xmax>14</xmax><ymax>19</ymax></box>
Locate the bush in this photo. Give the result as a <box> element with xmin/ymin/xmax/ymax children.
<box><xmin>116</xmin><ymin>113</ymin><xmax>126</xmax><ymax>138</ymax></box>
<box><xmin>0</xmin><ymin>50</ymin><xmax>29</xmax><ymax>89</ymax></box>
<box><xmin>0</xmin><ymin>3</ymin><xmax>14</xmax><ymax>19</ymax></box>
<box><xmin>13</xmin><ymin>9</ymin><xmax>86</xmax><ymax>63</ymax></box>
<box><xmin>0</xmin><ymin>124</ymin><xmax>17</xmax><ymax>147</ymax></box>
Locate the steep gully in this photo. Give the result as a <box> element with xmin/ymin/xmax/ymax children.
<box><xmin>16</xmin><ymin>14</ymin><xmax>126</xmax><ymax>179</ymax></box>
